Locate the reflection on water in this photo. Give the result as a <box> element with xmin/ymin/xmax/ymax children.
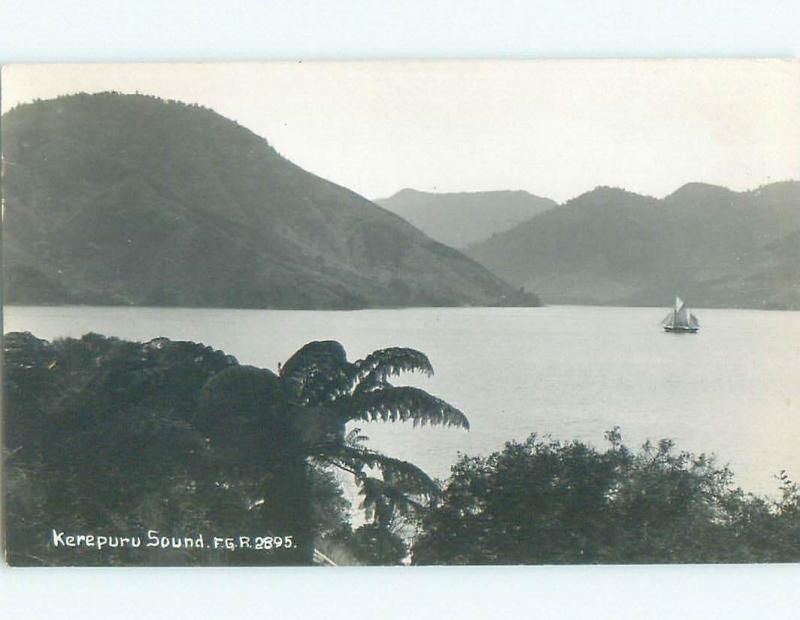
<box><xmin>4</xmin><ymin>304</ymin><xmax>800</xmax><ymax>497</ymax></box>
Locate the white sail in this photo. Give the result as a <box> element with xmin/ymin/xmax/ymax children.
<box><xmin>663</xmin><ymin>296</ymin><xmax>699</xmax><ymax>331</ymax></box>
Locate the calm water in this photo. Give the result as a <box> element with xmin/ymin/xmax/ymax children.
<box><xmin>4</xmin><ymin>305</ymin><xmax>800</xmax><ymax>497</ymax></box>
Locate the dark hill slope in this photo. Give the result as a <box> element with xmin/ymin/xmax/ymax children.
<box><xmin>375</xmin><ymin>188</ymin><xmax>556</xmax><ymax>248</ymax></box>
<box><xmin>2</xmin><ymin>93</ymin><xmax>536</xmax><ymax>309</ymax></box>
<box><xmin>466</xmin><ymin>182</ymin><xmax>800</xmax><ymax>309</ymax></box>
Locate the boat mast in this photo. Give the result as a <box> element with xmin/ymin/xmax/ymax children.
<box><xmin>673</xmin><ymin>296</ymin><xmax>680</xmax><ymax>328</ymax></box>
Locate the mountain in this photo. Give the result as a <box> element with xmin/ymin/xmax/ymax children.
<box><xmin>466</xmin><ymin>182</ymin><xmax>800</xmax><ymax>309</ymax></box>
<box><xmin>1</xmin><ymin>93</ymin><xmax>538</xmax><ymax>309</ymax></box>
<box><xmin>375</xmin><ymin>189</ymin><xmax>556</xmax><ymax>248</ymax></box>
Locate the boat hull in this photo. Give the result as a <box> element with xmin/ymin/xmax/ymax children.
<box><xmin>663</xmin><ymin>326</ymin><xmax>699</xmax><ymax>333</ymax></box>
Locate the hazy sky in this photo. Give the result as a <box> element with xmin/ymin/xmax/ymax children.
<box><xmin>2</xmin><ymin>60</ymin><xmax>798</xmax><ymax>202</ymax></box>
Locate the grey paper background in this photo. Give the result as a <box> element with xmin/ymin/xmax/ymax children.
<box><xmin>0</xmin><ymin>1</ymin><xmax>799</xmax><ymax>618</ymax></box>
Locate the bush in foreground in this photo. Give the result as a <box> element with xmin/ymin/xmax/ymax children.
<box><xmin>3</xmin><ymin>331</ymin><xmax>466</xmax><ymax>566</ymax></box>
<box><xmin>412</xmin><ymin>430</ymin><xmax>800</xmax><ymax>564</ymax></box>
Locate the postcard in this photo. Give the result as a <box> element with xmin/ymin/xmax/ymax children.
<box><xmin>2</xmin><ymin>60</ymin><xmax>799</xmax><ymax>566</ymax></box>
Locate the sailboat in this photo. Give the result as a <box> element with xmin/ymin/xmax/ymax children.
<box><xmin>662</xmin><ymin>296</ymin><xmax>699</xmax><ymax>333</ymax></box>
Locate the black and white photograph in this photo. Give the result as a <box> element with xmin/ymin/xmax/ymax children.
<box><xmin>2</xmin><ymin>59</ymin><xmax>799</xmax><ymax>569</ymax></box>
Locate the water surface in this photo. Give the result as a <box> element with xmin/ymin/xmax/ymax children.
<box><xmin>5</xmin><ymin>305</ymin><xmax>800</xmax><ymax>496</ymax></box>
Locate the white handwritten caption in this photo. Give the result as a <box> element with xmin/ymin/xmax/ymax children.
<box><xmin>51</xmin><ymin>529</ymin><xmax>295</xmax><ymax>551</ymax></box>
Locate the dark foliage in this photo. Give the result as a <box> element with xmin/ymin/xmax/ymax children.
<box><xmin>3</xmin><ymin>332</ymin><xmax>465</xmax><ymax>566</ymax></box>
<box><xmin>7</xmin><ymin>331</ymin><xmax>798</xmax><ymax>566</ymax></box>
<box><xmin>346</xmin><ymin>523</ymin><xmax>408</xmax><ymax>566</ymax></box>
<box><xmin>412</xmin><ymin>430</ymin><xmax>800</xmax><ymax>564</ymax></box>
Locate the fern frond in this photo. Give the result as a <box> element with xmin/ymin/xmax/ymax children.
<box><xmin>279</xmin><ymin>341</ymin><xmax>352</xmax><ymax>404</ymax></box>
<box><xmin>344</xmin><ymin>427</ymin><xmax>369</xmax><ymax>447</ymax></box>
<box><xmin>351</xmin><ymin>348</ymin><xmax>434</xmax><ymax>394</ymax></box>
<box><xmin>317</xmin><ymin>443</ymin><xmax>439</xmax><ymax>496</ymax></box>
<box><xmin>340</xmin><ymin>386</ymin><xmax>469</xmax><ymax>429</ymax></box>
<box><xmin>358</xmin><ymin>475</ymin><xmax>428</xmax><ymax>524</ymax></box>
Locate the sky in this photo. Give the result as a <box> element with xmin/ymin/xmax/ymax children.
<box><xmin>2</xmin><ymin>59</ymin><xmax>799</xmax><ymax>203</ymax></box>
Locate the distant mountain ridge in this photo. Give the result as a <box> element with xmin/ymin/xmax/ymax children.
<box><xmin>466</xmin><ymin>181</ymin><xmax>800</xmax><ymax>309</ymax></box>
<box><xmin>1</xmin><ymin>93</ymin><xmax>538</xmax><ymax>309</ymax></box>
<box><xmin>375</xmin><ymin>188</ymin><xmax>556</xmax><ymax>248</ymax></box>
